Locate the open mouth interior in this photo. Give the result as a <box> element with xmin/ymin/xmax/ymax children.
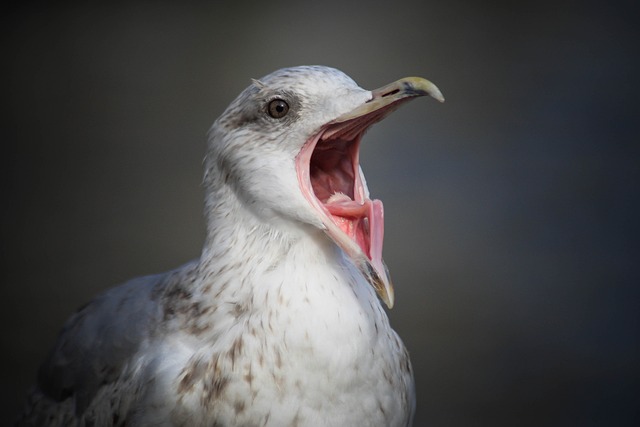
<box><xmin>310</xmin><ymin>134</ymin><xmax>372</xmax><ymax>257</ymax></box>
<box><xmin>309</xmin><ymin>138</ymin><xmax>358</xmax><ymax>203</ymax></box>
<box><xmin>296</xmin><ymin>119</ymin><xmax>385</xmax><ymax>269</ymax></box>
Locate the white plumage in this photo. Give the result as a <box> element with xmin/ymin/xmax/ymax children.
<box><xmin>18</xmin><ymin>66</ymin><xmax>443</xmax><ymax>426</ymax></box>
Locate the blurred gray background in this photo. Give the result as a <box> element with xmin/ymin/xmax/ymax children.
<box><xmin>2</xmin><ymin>1</ymin><xmax>638</xmax><ymax>426</ymax></box>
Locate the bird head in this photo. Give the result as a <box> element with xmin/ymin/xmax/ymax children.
<box><xmin>207</xmin><ymin>66</ymin><xmax>443</xmax><ymax>308</ymax></box>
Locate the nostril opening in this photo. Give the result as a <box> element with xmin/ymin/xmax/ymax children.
<box><xmin>381</xmin><ymin>89</ymin><xmax>399</xmax><ymax>98</ymax></box>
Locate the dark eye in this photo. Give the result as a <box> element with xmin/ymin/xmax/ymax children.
<box><xmin>267</xmin><ymin>99</ymin><xmax>289</xmax><ymax>118</ymax></box>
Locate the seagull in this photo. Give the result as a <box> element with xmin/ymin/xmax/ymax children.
<box><xmin>17</xmin><ymin>65</ymin><xmax>444</xmax><ymax>427</ymax></box>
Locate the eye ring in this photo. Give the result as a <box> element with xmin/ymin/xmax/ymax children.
<box><xmin>267</xmin><ymin>98</ymin><xmax>289</xmax><ymax>119</ymax></box>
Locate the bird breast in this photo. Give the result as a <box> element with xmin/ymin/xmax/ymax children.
<box><xmin>146</xmin><ymin>234</ymin><xmax>412</xmax><ymax>426</ymax></box>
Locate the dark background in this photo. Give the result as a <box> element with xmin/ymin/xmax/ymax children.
<box><xmin>2</xmin><ymin>1</ymin><xmax>639</xmax><ymax>426</ymax></box>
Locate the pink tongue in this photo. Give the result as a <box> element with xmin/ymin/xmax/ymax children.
<box><xmin>325</xmin><ymin>195</ymin><xmax>384</xmax><ymax>266</ymax></box>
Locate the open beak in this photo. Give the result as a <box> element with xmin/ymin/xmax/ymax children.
<box><xmin>296</xmin><ymin>77</ymin><xmax>444</xmax><ymax>308</ymax></box>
